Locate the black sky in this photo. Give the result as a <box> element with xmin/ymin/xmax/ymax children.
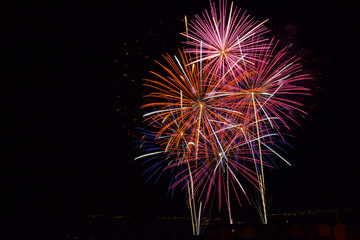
<box><xmin>3</xmin><ymin>0</ymin><xmax>360</xmax><ymax>237</ymax></box>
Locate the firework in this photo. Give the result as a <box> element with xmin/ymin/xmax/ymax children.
<box><xmin>135</xmin><ymin>0</ymin><xmax>311</xmax><ymax>234</ymax></box>
<box><xmin>182</xmin><ymin>0</ymin><xmax>270</xmax><ymax>78</ymax></box>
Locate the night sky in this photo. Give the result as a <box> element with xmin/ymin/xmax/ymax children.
<box><xmin>3</xmin><ymin>0</ymin><xmax>360</xmax><ymax>237</ymax></box>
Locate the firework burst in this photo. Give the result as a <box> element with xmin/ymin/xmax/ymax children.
<box><xmin>182</xmin><ymin>0</ymin><xmax>270</xmax><ymax>77</ymax></box>
<box><xmin>135</xmin><ymin>0</ymin><xmax>311</xmax><ymax>234</ymax></box>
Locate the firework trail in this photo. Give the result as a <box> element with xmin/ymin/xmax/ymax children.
<box><xmin>135</xmin><ymin>0</ymin><xmax>311</xmax><ymax>233</ymax></box>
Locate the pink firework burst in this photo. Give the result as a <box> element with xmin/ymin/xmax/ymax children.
<box><xmin>218</xmin><ymin>38</ymin><xmax>312</xmax><ymax>136</ymax></box>
<box><xmin>182</xmin><ymin>0</ymin><xmax>270</xmax><ymax>77</ymax></box>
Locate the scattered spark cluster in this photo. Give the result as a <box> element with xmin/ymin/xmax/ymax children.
<box><xmin>135</xmin><ymin>0</ymin><xmax>311</xmax><ymax>233</ymax></box>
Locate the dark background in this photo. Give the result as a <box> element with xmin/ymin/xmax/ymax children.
<box><xmin>3</xmin><ymin>0</ymin><xmax>360</xmax><ymax>238</ymax></box>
